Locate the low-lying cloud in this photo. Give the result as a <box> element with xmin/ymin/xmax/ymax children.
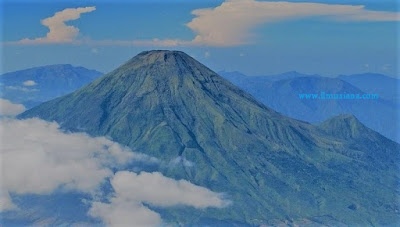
<box><xmin>169</xmin><ymin>156</ymin><xmax>194</xmax><ymax>167</ymax></box>
<box><xmin>0</xmin><ymin>99</ymin><xmax>26</xmax><ymax>117</ymax></box>
<box><xmin>89</xmin><ymin>171</ymin><xmax>230</xmax><ymax>227</ymax></box>
<box><xmin>0</xmin><ymin>118</ymin><xmax>229</xmax><ymax>226</ymax></box>
<box><xmin>0</xmin><ymin>118</ymin><xmax>140</xmax><ymax>210</ymax></box>
<box><xmin>89</xmin><ymin>197</ymin><xmax>162</xmax><ymax>227</ymax></box>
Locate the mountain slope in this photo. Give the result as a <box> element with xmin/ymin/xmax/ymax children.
<box><xmin>221</xmin><ymin>73</ymin><xmax>399</xmax><ymax>143</ymax></box>
<box><xmin>218</xmin><ymin>71</ymin><xmax>320</xmax><ymax>97</ymax></box>
<box><xmin>338</xmin><ymin>73</ymin><xmax>400</xmax><ymax>102</ymax></box>
<box><xmin>0</xmin><ymin>64</ymin><xmax>102</xmax><ymax>108</ymax></box>
<box><xmin>19</xmin><ymin>51</ymin><xmax>400</xmax><ymax>226</ymax></box>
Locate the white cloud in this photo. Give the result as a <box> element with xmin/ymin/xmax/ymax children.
<box><xmin>91</xmin><ymin>48</ymin><xmax>99</xmax><ymax>54</ymax></box>
<box><xmin>89</xmin><ymin>198</ymin><xmax>162</xmax><ymax>227</ymax></box>
<box><xmin>186</xmin><ymin>0</ymin><xmax>400</xmax><ymax>46</ymax></box>
<box><xmin>0</xmin><ymin>98</ymin><xmax>26</xmax><ymax>117</ymax></box>
<box><xmin>169</xmin><ymin>156</ymin><xmax>194</xmax><ymax>167</ymax></box>
<box><xmin>0</xmin><ymin>118</ymin><xmax>144</xmax><ymax>210</ymax></box>
<box><xmin>92</xmin><ymin>1</ymin><xmax>398</xmax><ymax>47</ymax></box>
<box><xmin>89</xmin><ymin>171</ymin><xmax>230</xmax><ymax>227</ymax></box>
<box><xmin>113</xmin><ymin>171</ymin><xmax>228</xmax><ymax>208</ymax></box>
<box><xmin>16</xmin><ymin>7</ymin><xmax>96</xmax><ymax>44</ymax></box>
<box><xmin>5</xmin><ymin>1</ymin><xmax>398</xmax><ymax>47</ymax></box>
<box><xmin>204</xmin><ymin>51</ymin><xmax>211</xmax><ymax>58</ymax></box>
<box><xmin>0</xmin><ymin>118</ymin><xmax>229</xmax><ymax>225</ymax></box>
<box><xmin>5</xmin><ymin>86</ymin><xmax>39</xmax><ymax>92</ymax></box>
<box><xmin>0</xmin><ymin>188</ymin><xmax>15</xmax><ymax>212</ymax></box>
<box><xmin>23</xmin><ymin>80</ymin><xmax>37</xmax><ymax>86</ymax></box>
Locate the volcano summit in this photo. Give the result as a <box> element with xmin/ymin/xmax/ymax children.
<box><xmin>20</xmin><ymin>50</ymin><xmax>400</xmax><ymax>226</ymax></box>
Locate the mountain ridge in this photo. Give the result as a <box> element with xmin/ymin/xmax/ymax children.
<box><xmin>220</xmin><ymin>71</ymin><xmax>399</xmax><ymax>142</ymax></box>
<box><xmin>0</xmin><ymin>64</ymin><xmax>102</xmax><ymax>108</ymax></box>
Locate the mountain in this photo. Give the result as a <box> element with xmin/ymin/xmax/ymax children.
<box><xmin>0</xmin><ymin>64</ymin><xmax>102</xmax><ymax>108</ymax></box>
<box><xmin>220</xmin><ymin>71</ymin><xmax>320</xmax><ymax>82</ymax></box>
<box><xmin>265</xmin><ymin>71</ymin><xmax>321</xmax><ymax>81</ymax></box>
<box><xmin>19</xmin><ymin>51</ymin><xmax>400</xmax><ymax>226</ymax></box>
<box><xmin>218</xmin><ymin>71</ymin><xmax>270</xmax><ymax>86</ymax></box>
<box><xmin>338</xmin><ymin>73</ymin><xmax>400</xmax><ymax>102</ymax></box>
<box><xmin>220</xmin><ymin>73</ymin><xmax>399</xmax><ymax>143</ymax></box>
<box><xmin>219</xmin><ymin>71</ymin><xmax>320</xmax><ymax>105</ymax></box>
<box><xmin>217</xmin><ymin>71</ymin><xmax>272</xmax><ymax>102</ymax></box>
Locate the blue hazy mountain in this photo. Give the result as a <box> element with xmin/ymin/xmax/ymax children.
<box><xmin>262</xmin><ymin>71</ymin><xmax>321</xmax><ymax>81</ymax></box>
<box><xmin>220</xmin><ymin>71</ymin><xmax>399</xmax><ymax>142</ymax></box>
<box><xmin>219</xmin><ymin>71</ymin><xmax>320</xmax><ymax>92</ymax></box>
<box><xmin>221</xmin><ymin>71</ymin><xmax>320</xmax><ymax>83</ymax></box>
<box><xmin>0</xmin><ymin>64</ymin><xmax>102</xmax><ymax>108</ymax></box>
<box><xmin>19</xmin><ymin>51</ymin><xmax>400</xmax><ymax>226</ymax></box>
<box><xmin>338</xmin><ymin>73</ymin><xmax>400</xmax><ymax>102</ymax></box>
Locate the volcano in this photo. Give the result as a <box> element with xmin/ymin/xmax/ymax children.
<box><xmin>19</xmin><ymin>50</ymin><xmax>400</xmax><ymax>226</ymax></box>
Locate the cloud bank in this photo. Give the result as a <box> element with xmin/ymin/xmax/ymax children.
<box><xmin>0</xmin><ymin>118</ymin><xmax>229</xmax><ymax>226</ymax></box>
<box><xmin>17</xmin><ymin>6</ymin><xmax>96</xmax><ymax>44</ymax></box>
<box><xmin>0</xmin><ymin>99</ymin><xmax>26</xmax><ymax>117</ymax></box>
<box><xmin>0</xmin><ymin>118</ymin><xmax>139</xmax><ymax>210</ymax></box>
<box><xmin>89</xmin><ymin>171</ymin><xmax>230</xmax><ymax>227</ymax></box>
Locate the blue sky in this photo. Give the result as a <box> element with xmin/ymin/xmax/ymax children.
<box><xmin>1</xmin><ymin>0</ymin><xmax>399</xmax><ymax>77</ymax></box>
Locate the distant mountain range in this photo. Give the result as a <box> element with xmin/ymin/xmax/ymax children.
<box><xmin>0</xmin><ymin>64</ymin><xmax>102</xmax><ymax>108</ymax></box>
<box><xmin>220</xmin><ymin>71</ymin><xmax>399</xmax><ymax>142</ymax></box>
<box><xmin>18</xmin><ymin>51</ymin><xmax>400</xmax><ymax>226</ymax></box>
<box><xmin>3</xmin><ymin>65</ymin><xmax>397</xmax><ymax>144</ymax></box>
<box><xmin>338</xmin><ymin>73</ymin><xmax>400</xmax><ymax>102</ymax></box>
